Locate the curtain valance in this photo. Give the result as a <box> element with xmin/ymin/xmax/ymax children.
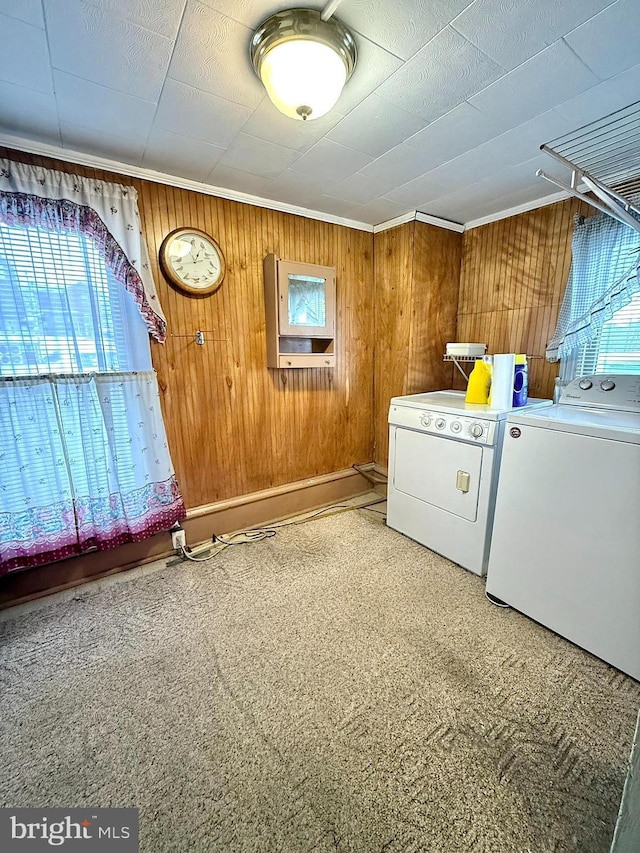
<box><xmin>546</xmin><ymin>209</ymin><xmax>640</xmax><ymax>362</ymax></box>
<box><xmin>0</xmin><ymin>159</ymin><xmax>166</xmax><ymax>342</ymax></box>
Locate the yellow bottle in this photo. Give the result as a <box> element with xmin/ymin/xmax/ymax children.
<box><xmin>465</xmin><ymin>358</ymin><xmax>492</xmax><ymax>404</ymax></box>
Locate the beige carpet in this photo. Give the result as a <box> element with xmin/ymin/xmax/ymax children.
<box><xmin>1</xmin><ymin>507</ymin><xmax>639</xmax><ymax>852</ymax></box>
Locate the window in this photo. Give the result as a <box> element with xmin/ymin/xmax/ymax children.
<box><xmin>0</xmin><ymin>161</ymin><xmax>185</xmax><ymax>576</ymax></box>
<box><xmin>574</xmin><ymin>290</ymin><xmax>640</xmax><ymax>376</ymax></box>
<box><xmin>0</xmin><ymin>222</ymin><xmax>151</xmax><ymax>375</ymax></box>
<box><xmin>547</xmin><ymin>208</ymin><xmax>640</xmax><ymax>378</ymax></box>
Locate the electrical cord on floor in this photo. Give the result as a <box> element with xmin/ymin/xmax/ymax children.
<box><xmin>175</xmin><ymin>502</ymin><xmax>352</xmax><ymax>564</ymax></box>
<box><xmin>358</xmin><ymin>498</ymin><xmax>386</xmax><ymax>509</ymax></box>
<box><xmin>213</xmin><ymin>528</ymin><xmax>277</xmax><ymax>546</ymax></box>
<box><xmin>357</xmin><ymin>499</ymin><xmax>387</xmax><ymax>516</ymax></box>
<box><xmin>352</xmin><ymin>463</ymin><xmax>388</xmax><ymax>486</ymax></box>
<box><xmin>179</xmin><ymin>543</ymin><xmax>228</xmax><ymax>563</ymax></box>
<box><xmin>176</xmin><ymin>498</ymin><xmax>389</xmax><ymax>565</ymax></box>
<box><xmin>212</xmin><ymin>501</ymin><xmax>358</xmax><ymax>545</ymax></box>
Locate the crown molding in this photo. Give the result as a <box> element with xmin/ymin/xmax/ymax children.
<box><xmin>371</xmin><ymin>211</ymin><xmax>416</xmax><ymax>233</ymax></box>
<box><xmin>0</xmin><ymin>132</ymin><xmax>579</xmax><ymax>236</ymax></box>
<box><xmin>415</xmin><ymin>211</ymin><xmax>464</xmax><ymax>232</ymax></box>
<box><xmin>0</xmin><ymin>132</ymin><xmax>374</xmax><ymax>233</ymax></box>
<box><xmin>373</xmin><ymin>210</ymin><xmax>464</xmax><ymax>234</ymax></box>
<box><xmin>464</xmin><ymin>190</ymin><xmax>570</xmax><ymax>230</ymax></box>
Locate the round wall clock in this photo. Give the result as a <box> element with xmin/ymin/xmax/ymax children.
<box><xmin>159</xmin><ymin>227</ymin><xmax>226</xmax><ymax>295</ymax></box>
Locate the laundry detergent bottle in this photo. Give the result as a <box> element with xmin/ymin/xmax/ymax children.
<box><xmin>512</xmin><ymin>354</ymin><xmax>528</xmax><ymax>407</ymax></box>
<box><xmin>465</xmin><ymin>357</ymin><xmax>492</xmax><ymax>404</ymax></box>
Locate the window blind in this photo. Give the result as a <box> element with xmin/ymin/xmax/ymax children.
<box><xmin>0</xmin><ymin>222</ymin><xmax>151</xmax><ymax>376</ymax></box>
<box><xmin>576</xmin><ymin>290</ymin><xmax>640</xmax><ymax>375</ymax></box>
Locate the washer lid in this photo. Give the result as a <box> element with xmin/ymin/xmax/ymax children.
<box><xmin>389</xmin><ymin>390</ymin><xmax>552</xmax><ymax>420</ymax></box>
<box><xmin>507</xmin><ymin>404</ymin><xmax>640</xmax><ymax>443</ymax></box>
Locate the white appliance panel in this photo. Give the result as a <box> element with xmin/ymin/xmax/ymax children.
<box><xmin>487</xmin><ymin>421</ymin><xmax>640</xmax><ymax>681</ymax></box>
<box><xmin>507</xmin><ymin>404</ymin><xmax>640</xmax><ymax>442</ymax></box>
<box><xmin>392</xmin><ymin>428</ymin><xmax>482</xmax><ymax>522</ymax></box>
<box><xmin>388</xmin><ymin>403</ymin><xmax>496</xmax><ymax>445</ymax></box>
<box><xmin>390</xmin><ymin>391</ymin><xmax>551</xmax><ymax>419</ymax></box>
<box><xmin>387</xmin><ymin>425</ymin><xmax>498</xmax><ymax>575</ymax></box>
<box><xmin>559</xmin><ymin>373</ymin><xmax>640</xmax><ymax>412</ymax></box>
<box><xmin>386</xmin><ymin>390</ymin><xmax>553</xmax><ymax>576</ymax></box>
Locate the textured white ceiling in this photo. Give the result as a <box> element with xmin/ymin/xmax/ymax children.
<box><xmin>0</xmin><ymin>0</ymin><xmax>638</xmax><ymax>228</ymax></box>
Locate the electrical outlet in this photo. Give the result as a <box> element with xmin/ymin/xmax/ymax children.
<box><xmin>171</xmin><ymin>529</ymin><xmax>186</xmax><ymax>551</ymax></box>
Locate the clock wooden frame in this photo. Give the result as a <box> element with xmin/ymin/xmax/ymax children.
<box><xmin>159</xmin><ymin>227</ymin><xmax>226</xmax><ymax>296</ymax></box>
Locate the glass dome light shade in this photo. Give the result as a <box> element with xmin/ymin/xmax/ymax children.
<box><xmin>260</xmin><ymin>40</ymin><xmax>348</xmax><ymax>121</ymax></box>
<box><xmin>251</xmin><ymin>8</ymin><xmax>357</xmax><ymax>122</ymax></box>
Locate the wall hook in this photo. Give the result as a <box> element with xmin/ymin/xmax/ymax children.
<box><xmin>170</xmin><ymin>329</ymin><xmax>230</xmax><ymax>344</ymax></box>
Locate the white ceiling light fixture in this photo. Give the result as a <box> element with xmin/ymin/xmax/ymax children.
<box><xmin>250</xmin><ymin>7</ymin><xmax>357</xmax><ymax>122</ymax></box>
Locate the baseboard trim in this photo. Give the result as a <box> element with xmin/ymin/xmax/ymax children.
<box><xmin>0</xmin><ymin>466</ymin><xmax>375</xmax><ymax>609</ymax></box>
<box><xmin>187</xmin><ymin>465</ymin><xmax>373</xmax><ymax>520</ymax></box>
<box><xmin>182</xmin><ymin>465</ymin><xmax>375</xmax><ymax>548</ymax></box>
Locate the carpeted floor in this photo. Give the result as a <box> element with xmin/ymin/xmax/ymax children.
<box><xmin>1</xmin><ymin>506</ymin><xmax>639</xmax><ymax>852</ymax></box>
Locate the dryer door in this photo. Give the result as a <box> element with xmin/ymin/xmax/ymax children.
<box><xmin>392</xmin><ymin>428</ymin><xmax>483</xmax><ymax>521</ymax></box>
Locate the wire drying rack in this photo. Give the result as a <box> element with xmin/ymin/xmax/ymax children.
<box><xmin>443</xmin><ymin>354</ymin><xmax>543</xmax><ymax>381</ymax></box>
<box><xmin>443</xmin><ymin>354</ymin><xmax>482</xmax><ymax>381</ymax></box>
<box><xmin>537</xmin><ymin>100</ymin><xmax>640</xmax><ymax>233</ymax></box>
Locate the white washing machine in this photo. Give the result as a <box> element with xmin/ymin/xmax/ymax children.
<box><xmin>486</xmin><ymin>374</ymin><xmax>640</xmax><ymax>681</ymax></box>
<box><xmin>387</xmin><ymin>391</ymin><xmax>552</xmax><ymax>576</ymax></box>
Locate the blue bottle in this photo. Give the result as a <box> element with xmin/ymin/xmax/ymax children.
<box><xmin>512</xmin><ymin>355</ymin><xmax>528</xmax><ymax>407</ymax></box>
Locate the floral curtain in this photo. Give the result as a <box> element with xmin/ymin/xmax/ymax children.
<box><xmin>0</xmin><ymin>373</ymin><xmax>184</xmax><ymax>573</ymax></box>
<box><xmin>0</xmin><ymin>161</ymin><xmax>185</xmax><ymax>576</ymax></box>
<box><xmin>0</xmin><ymin>158</ymin><xmax>166</xmax><ymax>341</ymax></box>
<box><xmin>546</xmin><ymin>209</ymin><xmax>640</xmax><ymax>362</ymax></box>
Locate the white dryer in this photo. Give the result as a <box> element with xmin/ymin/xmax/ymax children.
<box><xmin>387</xmin><ymin>391</ymin><xmax>552</xmax><ymax>576</ymax></box>
<box><xmin>486</xmin><ymin>374</ymin><xmax>640</xmax><ymax>681</ymax></box>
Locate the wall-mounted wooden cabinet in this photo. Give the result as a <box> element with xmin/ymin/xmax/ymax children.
<box><xmin>263</xmin><ymin>253</ymin><xmax>336</xmax><ymax>368</ymax></box>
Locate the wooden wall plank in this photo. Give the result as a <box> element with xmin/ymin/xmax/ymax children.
<box><xmin>373</xmin><ymin>221</ymin><xmax>461</xmax><ymax>467</ymax></box>
<box><xmin>407</xmin><ymin>221</ymin><xmax>460</xmax><ymax>394</ymax></box>
<box><xmin>457</xmin><ymin>198</ymin><xmax>591</xmax><ymax>400</ymax></box>
<box><xmin>372</xmin><ymin>223</ymin><xmax>415</xmax><ymax>468</ymax></box>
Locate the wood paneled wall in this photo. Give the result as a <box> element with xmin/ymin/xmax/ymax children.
<box><xmin>457</xmin><ymin>197</ymin><xmax>591</xmax><ymax>399</ymax></box>
<box><xmin>143</xmin><ymin>186</ymin><xmax>375</xmax><ymax>509</ymax></box>
<box><xmin>1</xmin><ymin>147</ymin><xmax>375</xmax><ymax>512</ymax></box>
<box><xmin>373</xmin><ymin>221</ymin><xmax>462</xmax><ymax>466</ymax></box>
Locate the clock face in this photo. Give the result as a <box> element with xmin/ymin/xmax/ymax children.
<box><xmin>159</xmin><ymin>228</ymin><xmax>225</xmax><ymax>295</ymax></box>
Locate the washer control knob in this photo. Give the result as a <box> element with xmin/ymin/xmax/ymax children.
<box><xmin>420</xmin><ymin>413</ymin><xmax>432</xmax><ymax>427</ymax></box>
<box><xmin>450</xmin><ymin>421</ymin><xmax>462</xmax><ymax>433</ymax></box>
<box><xmin>470</xmin><ymin>423</ymin><xmax>484</xmax><ymax>438</ymax></box>
<box><xmin>435</xmin><ymin>417</ymin><xmax>446</xmax><ymax>430</ymax></box>
<box><xmin>579</xmin><ymin>378</ymin><xmax>593</xmax><ymax>390</ymax></box>
<box><xmin>600</xmin><ymin>379</ymin><xmax>616</xmax><ymax>391</ymax></box>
